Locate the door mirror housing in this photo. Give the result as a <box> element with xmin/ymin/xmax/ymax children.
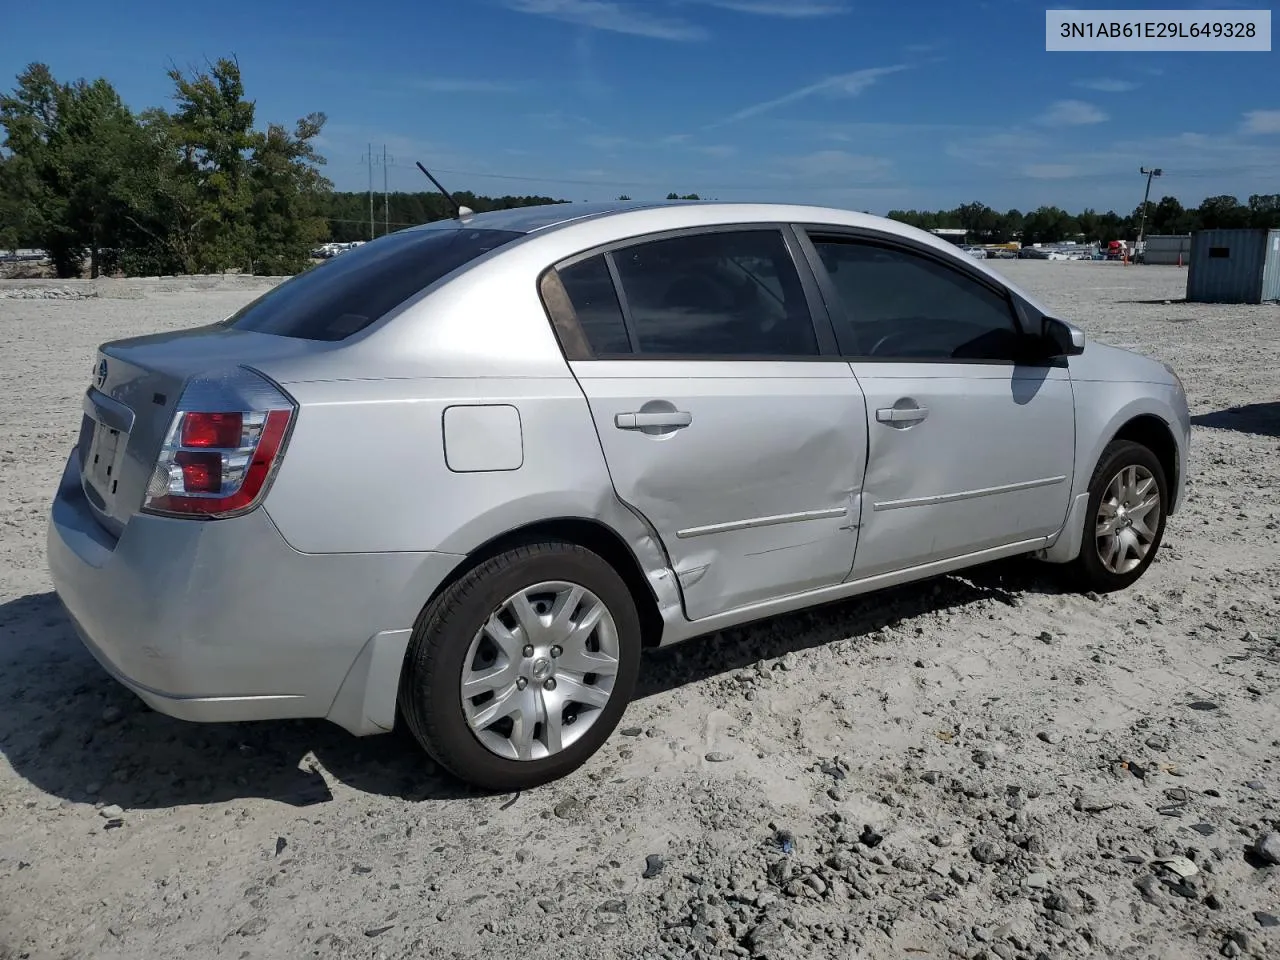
<box><xmin>1042</xmin><ymin>316</ymin><xmax>1086</xmax><ymax>357</ymax></box>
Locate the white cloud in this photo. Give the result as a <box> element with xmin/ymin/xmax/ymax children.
<box><xmin>1072</xmin><ymin>78</ymin><xmax>1138</xmax><ymax>93</ymax></box>
<box><xmin>1037</xmin><ymin>99</ymin><xmax>1108</xmax><ymax>127</ymax></box>
<box><xmin>504</xmin><ymin>0</ymin><xmax>706</xmax><ymax>40</ymax></box>
<box><xmin>692</xmin><ymin>0</ymin><xmax>849</xmax><ymax>16</ymax></box>
<box><xmin>717</xmin><ymin>64</ymin><xmax>911</xmax><ymax>124</ymax></box>
<box><xmin>413</xmin><ymin>78</ymin><xmax>523</xmax><ymax>94</ymax></box>
<box><xmin>1241</xmin><ymin>110</ymin><xmax>1280</xmax><ymax>135</ymax></box>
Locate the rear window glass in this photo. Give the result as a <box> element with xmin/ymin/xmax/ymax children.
<box><xmin>226</xmin><ymin>228</ymin><xmax>523</xmax><ymax>341</ymax></box>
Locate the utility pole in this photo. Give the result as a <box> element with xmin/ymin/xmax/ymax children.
<box><xmin>378</xmin><ymin>144</ymin><xmax>389</xmax><ymax>239</ymax></box>
<box><xmin>1137</xmin><ymin>166</ymin><xmax>1163</xmax><ymax>250</ymax></box>
<box><xmin>361</xmin><ymin>142</ymin><xmax>375</xmax><ymax>240</ymax></box>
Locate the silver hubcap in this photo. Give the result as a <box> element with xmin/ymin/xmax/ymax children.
<box><xmin>1095</xmin><ymin>464</ymin><xmax>1161</xmax><ymax>574</ymax></box>
<box><xmin>460</xmin><ymin>580</ymin><xmax>620</xmax><ymax>761</ymax></box>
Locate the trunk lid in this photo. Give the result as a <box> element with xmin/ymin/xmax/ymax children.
<box><xmin>77</xmin><ymin>323</ymin><xmax>322</xmax><ymax>537</ymax></box>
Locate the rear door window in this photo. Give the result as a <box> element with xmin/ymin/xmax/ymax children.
<box><xmin>226</xmin><ymin>228</ymin><xmax>523</xmax><ymax>341</ymax></box>
<box><xmin>611</xmin><ymin>229</ymin><xmax>819</xmax><ymax>357</ymax></box>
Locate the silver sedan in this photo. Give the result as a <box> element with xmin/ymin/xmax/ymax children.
<box><xmin>47</xmin><ymin>200</ymin><xmax>1191</xmax><ymax>790</ymax></box>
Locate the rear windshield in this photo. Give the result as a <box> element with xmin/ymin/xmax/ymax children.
<box><xmin>226</xmin><ymin>228</ymin><xmax>523</xmax><ymax>341</ymax></box>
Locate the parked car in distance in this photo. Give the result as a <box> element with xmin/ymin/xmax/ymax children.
<box><xmin>960</xmin><ymin>245</ymin><xmax>988</xmax><ymax>259</ymax></box>
<box><xmin>48</xmin><ymin>200</ymin><xmax>1191</xmax><ymax>791</ymax></box>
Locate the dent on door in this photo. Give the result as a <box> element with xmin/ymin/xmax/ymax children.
<box><xmin>581</xmin><ymin>371</ymin><xmax>867</xmax><ymax>620</ymax></box>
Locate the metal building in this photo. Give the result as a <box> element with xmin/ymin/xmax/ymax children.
<box><xmin>1140</xmin><ymin>234</ymin><xmax>1191</xmax><ymax>266</ymax></box>
<box><xmin>1186</xmin><ymin>228</ymin><xmax>1280</xmax><ymax>304</ymax></box>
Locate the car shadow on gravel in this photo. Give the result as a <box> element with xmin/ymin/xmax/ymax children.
<box><xmin>0</xmin><ymin>593</ymin><xmax>474</xmax><ymax>810</ymax></box>
<box><xmin>1192</xmin><ymin>402</ymin><xmax>1280</xmax><ymax>438</ymax></box>
<box><xmin>635</xmin><ymin>557</ymin><xmax>1067</xmax><ymax>698</ymax></box>
<box><xmin>0</xmin><ymin>559</ymin><xmax>1067</xmax><ymax>808</ymax></box>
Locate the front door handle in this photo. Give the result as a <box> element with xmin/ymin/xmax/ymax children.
<box><xmin>615</xmin><ymin>411</ymin><xmax>693</xmax><ymax>430</ymax></box>
<box><xmin>876</xmin><ymin>406</ymin><xmax>929</xmax><ymax>425</ymax></box>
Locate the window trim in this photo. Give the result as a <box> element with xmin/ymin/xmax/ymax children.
<box><xmin>537</xmin><ymin>222</ymin><xmax>839</xmax><ymax>362</ymax></box>
<box><xmin>794</xmin><ymin>225</ymin><xmax>1059</xmax><ymax>367</ymax></box>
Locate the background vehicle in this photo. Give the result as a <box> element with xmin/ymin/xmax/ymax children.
<box><xmin>47</xmin><ymin>200</ymin><xmax>1191</xmax><ymax>791</ymax></box>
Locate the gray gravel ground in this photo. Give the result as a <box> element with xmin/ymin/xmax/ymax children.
<box><xmin>1</xmin><ymin>262</ymin><xmax>1278</xmax><ymax>960</ymax></box>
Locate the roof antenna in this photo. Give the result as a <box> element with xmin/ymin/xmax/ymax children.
<box><xmin>415</xmin><ymin>161</ymin><xmax>473</xmax><ymax>220</ymax></box>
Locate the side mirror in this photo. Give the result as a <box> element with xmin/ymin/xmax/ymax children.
<box><xmin>1042</xmin><ymin>316</ymin><xmax>1086</xmax><ymax>357</ymax></box>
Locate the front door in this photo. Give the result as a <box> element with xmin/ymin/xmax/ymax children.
<box><xmin>801</xmin><ymin>232</ymin><xmax>1077</xmax><ymax>578</ymax></box>
<box><xmin>550</xmin><ymin>227</ymin><xmax>868</xmax><ymax>620</ymax></box>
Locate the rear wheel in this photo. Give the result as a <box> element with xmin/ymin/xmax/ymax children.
<box><xmin>1069</xmin><ymin>439</ymin><xmax>1168</xmax><ymax>592</ymax></box>
<box><xmin>399</xmin><ymin>541</ymin><xmax>641</xmax><ymax>791</ymax></box>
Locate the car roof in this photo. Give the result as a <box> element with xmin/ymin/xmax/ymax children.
<box><xmin>407</xmin><ymin>198</ymin><xmax>900</xmax><ymax>237</ymax></box>
<box><xmin>406</xmin><ymin>199</ymin><xmax>1052</xmax><ymax>316</ymax></box>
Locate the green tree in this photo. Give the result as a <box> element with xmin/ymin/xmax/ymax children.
<box><xmin>1197</xmin><ymin>195</ymin><xmax>1249</xmax><ymax>230</ymax></box>
<box><xmin>247</xmin><ymin>112</ymin><xmax>331</xmax><ymax>274</ymax></box>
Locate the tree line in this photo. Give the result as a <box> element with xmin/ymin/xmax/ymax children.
<box><xmin>885</xmin><ymin>195</ymin><xmax>1280</xmax><ymax>246</ymax></box>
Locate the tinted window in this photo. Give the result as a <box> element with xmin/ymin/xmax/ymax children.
<box><xmin>558</xmin><ymin>255</ymin><xmax>632</xmax><ymax>355</ymax></box>
<box><xmin>227</xmin><ymin>228</ymin><xmax>522</xmax><ymax>341</ymax></box>
<box><xmin>813</xmin><ymin>240</ymin><xmax>1020</xmax><ymax>361</ymax></box>
<box><xmin>611</xmin><ymin>230</ymin><xmax>818</xmax><ymax>357</ymax></box>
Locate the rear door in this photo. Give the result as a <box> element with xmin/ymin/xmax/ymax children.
<box><xmin>797</xmin><ymin>229</ymin><xmax>1076</xmax><ymax>579</ymax></box>
<box><xmin>543</xmin><ymin>226</ymin><xmax>868</xmax><ymax>621</ymax></box>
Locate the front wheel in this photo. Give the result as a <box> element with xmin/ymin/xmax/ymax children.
<box><xmin>1069</xmin><ymin>439</ymin><xmax>1168</xmax><ymax>592</ymax></box>
<box><xmin>399</xmin><ymin>542</ymin><xmax>641</xmax><ymax>792</ymax></box>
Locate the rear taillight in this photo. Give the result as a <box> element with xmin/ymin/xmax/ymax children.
<box><xmin>142</xmin><ymin>367</ymin><xmax>296</xmax><ymax>519</ymax></box>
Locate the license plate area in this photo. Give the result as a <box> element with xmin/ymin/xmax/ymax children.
<box><xmin>84</xmin><ymin>418</ymin><xmax>127</xmax><ymax>500</ymax></box>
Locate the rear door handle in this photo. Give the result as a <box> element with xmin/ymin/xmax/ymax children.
<box><xmin>615</xmin><ymin>411</ymin><xmax>693</xmax><ymax>430</ymax></box>
<box><xmin>876</xmin><ymin>406</ymin><xmax>929</xmax><ymax>424</ymax></box>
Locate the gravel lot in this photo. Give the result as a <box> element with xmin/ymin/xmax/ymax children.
<box><xmin>1</xmin><ymin>262</ymin><xmax>1278</xmax><ymax>960</ymax></box>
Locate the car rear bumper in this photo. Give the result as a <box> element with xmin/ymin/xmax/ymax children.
<box><xmin>46</xmin><ymin>449</ymin><xmax>463</xmax><ymax>734</ymax></box>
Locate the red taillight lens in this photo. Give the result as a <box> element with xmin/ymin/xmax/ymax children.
<box><xmin>181</xmin><ymin>412</ymin><xmax>243</xmax><ymax>448</ymax></box>
<box><xmin>174</xmin><ymin>451</ymin><xmax>222</xmax><ymax>493</ymax></box>
<box><xmin>142</xmin><ymin>368</ymin><xmax>296</xmax><ymax>520</ymax></box>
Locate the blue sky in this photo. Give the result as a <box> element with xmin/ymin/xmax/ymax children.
<box><xmin>3</xmin><ymin>0</ymin><xmax>1277</xmax><ymax>214</ymax></box>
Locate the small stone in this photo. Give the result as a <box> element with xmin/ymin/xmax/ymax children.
<box><xmin>1024</xmin><ymin>872</ymin><xmax>1050</xmax><ymax>888</ymax></box>
<box><xmin>1188</xmin><ymin>701</ymin><xmax>1218</xmax><ymax>711</ymax></box>
<box><xmin>1135</xmin><ymin>875</ymin><xmax>1161</xmax><ymax>904</ymax></box>
<box><xmin>101</xmin><ymin>706</ymin><xmax>123</xmax><ymax>724</ymax></box>
<box><xmin>620</xmin><ymin>727</ymin><xmax>642</xmax><ymax>737</ymax></box>
<box><xmin>1244</xmin><ymin>780</ymin><xmax>1264</xmax><ymax>791</ymax></box>
<box><xmin>971</xmin><ymin>841</ymin><xmax>1006</xmax><ymax>865</ymax></box>
<box><xmin>859</xmin><ymin>825</ymin><xmax>883</xmax><ymax>848</ymax></box>
<box><xmin>1038</xmin><ymin>631</ymin><xmax>1055</xmax><ymax>644</ymax></box>
<box><xmin>1037</xmin><ymin>729</ymin><xmax>1063</xmax><ymax>745</ymax></box>
<box><xmin>777</xmin><ymin>654</ymin><xmax>797</xmax><ymax>671</ymax></box>
<box><xmin>351</xmin><ymin>865</ymin><xmax>372</xmax><ymax>875</ymax></box>
<box><xmin>1221</xmin><ymin>940</ymin><xmax>1241</xmax><ymax>958</ymax></box>
<box><xmin>98</xmin><ymin>804</ymin><xmax>123</xmax><ymax>819</ymax></box>
<box><xmin>553</xmin><ymin>797</ymin><xmax>585</xmax><ymax>820</ymax></box>
<box><xmin>804</xmin><ymin>875</ymin><xmax>827</xmax><ymax>896</ymax></box>
<box><xmin>274</xmin><ymin>837</ymin><xmax>287</xmax><ymax>856</ymax></box>
<box><xmin>1254</xmin><ymin>912</ymin><xmax>1279</xmax><ymax>928</ymax></box>
<box><xmin>1190</xmin><ymin>823</ymin><xmax>1215</xmax><ymax>837</ymax></box>
<box><xmin>102</xmin><ymin>819</ymin><xmax>124</xmax><ymax>831</ymax></box>
<box><xmin>1145</xmin><ymin>735</ymin><xmax>1168</xmax><ymax>750</ymax></box>
<box><xmin>643</xmin><ymin>855</ymin><xmax>665</xmax><ymax>879</ymax></box>
<box><xmin>237</xmin><ymin>917</ymin><xmax>268</xmax><ymax>937</ymax></box>
<box><xmin>363</xmin><ymin>925</ymin><xmax>394</xmax><ymax>938</ymax></box>
<box><xmin>705</xmin><ymin>751</ymin><xmax>731</xmax><ymax>763</ymax></box>
<box><xmin>1156</xmin><ymin>856</ymin><xmax>1199</xmax><ymax>878</ymax></box>
<box><xmin>972</xmin><ymin>749</ymin><xmax>995</xmax><ymax>766</ymax></box>
<box><xmin>597</xmin><ymin>899</ymin><xmax>627</xmax><ymax>914</ymax></box>
<box><xmin>1251</xmin><ymin>832</ymin><xmax>1280</xmax><ymax>866</ymax></box>
<box><xmin>1074</xmin><ymin>794</ymin><xmax>1115</xmax><ymax>813</ymax></box>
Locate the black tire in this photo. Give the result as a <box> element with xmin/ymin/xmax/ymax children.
<box><xmin>1068</xmin><ymin>439</ymin><xmax>1168</xmax><ymax>593</ymax></box>
<box><xmin>398</xmin><ymin>541</ymin><xmax>641</xmax><ymax>792</ymax></box>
